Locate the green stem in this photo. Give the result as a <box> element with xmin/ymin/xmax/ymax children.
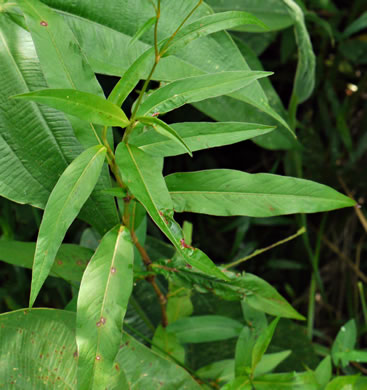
<box><xmin>224</xmin><ymin>227</ymin><xmax>306</xmax><ymax>269</ymax></box>
<box><xmin>307</xmin><ymin>274</ymin><xmax>316</xmax><ymax>340</ymax></box>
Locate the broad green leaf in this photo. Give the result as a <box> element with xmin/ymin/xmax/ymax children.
<box><xmin>343</xmin><ymin>11</ymin><xmax>367</xmax><ymax>38</ymax></box>
<box><xmin>315</xmin><ymin>356</ymin><xmax>332</xmax><ymax>389</ymax></box>
<box><xmin>325</xmin><ymin>376</ymin><xmax>360</xmax><ymax>390</ymax></box>
<box><xmin>196</xmin><ymin>359</ymin><xmax>235</xmax><ymax>384</ymax></box>
<box><xmin>206</xmin><ymin>0</ymin><xmax>294</xmax><ymax>31</ymax></box>
<box><xmin>152</xmin><ymin>325</ymin><xmax>185</xmax><ymax>363</ymax></box>
<box><xmin>164</xmin><ymin>11</ymin><xmax>268</xmax><ymax>56</ymax></box>
<box><xmin>42</xmin><ymin>0</ymin><xmax>290</xmax><ymax>133</ymax></box>
<box><xmin>116</xmin><ymin>332</ymin><xmax>202</xmax><ymax>389</ymax></box>
<box><xmin>254</xmin><ymin>350</ymin><xmax>292</xmax><ymax>377</ymax></box>
<box><xmin>136</xmin><ymin>71</ymin><xmax>272</xmax><ymax>117</ymax></box>
<box><xmin>30</xmin><ymin>145</ymin><xmax>107</xmax><ymax>307</ymax></box>
<box><xmin>252</xmin><ymin>318</ymin><xmax>280</xmax><ymax>373</ymax></box>
<box><xmin>0</xmin><ymin>240</ymin><xmax>92</xmax><ymax>282</ymax></box>
<box><xmin>76</xmin><ymin>225</ymin><xmax>134</xmax><ymax>390</ymax></box>
<box><xmin>165</xmin><ymin>170</ymin><xmax>356</xmax><ymax>217</ymax></box>
<box><xmin>115</xmin><ymin>142</ymin><xmax>229</xmax><ymax>281</ymax></box>
<box><xmin>0</xmin><ymin>13</ymin><xmax>118</xmax><ymax>234</ymax></box>
<box><xmin>130</xmin><ymin>122</ymin><xmax>275</xmax><ymax>157</ymax></box>
<box><xmin>17</xmin><ymin>0</ymin><xmax>112</xmax><ymax>148</ymax></box>
<box><xmin>0</xmin><ymin>308</ymin><xmax>77</xmax><ymax>389</ymax></box>
<box><xmin>282</xmin><ymin>0</ymin><xmax>316</xmax><ymax>104</ymax></box>
<box><xmin>331</xmin><ymin>319</ymin><xmax>357</xmax><ymax>367</ymax></box>
<box><xmin>235</xmin><ymin>326</ymin><xmax>255</xmax><ymax>377</ymax></box>
<box><xmin>167</xmin><ymin>315</ymin><xmax>243</xmax><ymax>343</ymax></box>
<box><xmin>136</xmin><ymin>116</ymin><xmax>192</xmax><ymax>157</ymax></box>
<box><xmin>13</xmin><ymin>89</ymin><xmax>130</xmax><ymax>127</ymax></box>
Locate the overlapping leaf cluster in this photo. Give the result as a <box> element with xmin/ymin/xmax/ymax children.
<box><xmin>0</xmin><ymin>0</ymin><xmax>361</xmax><ymax>389</ymax></box>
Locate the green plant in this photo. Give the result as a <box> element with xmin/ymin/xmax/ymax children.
<box><xmin>0</xmin><ymin>0</ymin><xmax>366</xmax><ymax>389</ymax></box>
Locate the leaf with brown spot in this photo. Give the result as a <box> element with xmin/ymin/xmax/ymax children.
<box><xmin>76</xmin><ymin>225</ymin><xmax>134</xmax><ymax>390</ymax></box>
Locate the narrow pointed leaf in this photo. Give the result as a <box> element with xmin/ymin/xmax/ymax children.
<box><xmin>0</xmin><ymin>14</ymin><xmax>118</xmax><ymax>234</ymax></box>
<box><xmin>136</xmin><ymin>71</ymin><xmax>272</xmax><ymax>117</ymax></box>
<box><xmin>108</xmin><ymin>46</ymin><xmax>155</xmax><ymax>107</ymax></box>
<box><xmin>254</xmin><ymin>350</ymin><xmax>292</xmax><ymax>377</ymax></box>
<box><xmin>130</xmin><ymin>16</ymin><xmax>157</xmax><ymax>47</ymax></box>
<box><xmin>17</xmin><ymin>0</ymin><xmax>112</xmax><ymax>148</ymax></box>
<box><xmin>165</xmin><ymin>170</ymin><xmax>356</xmax><ymax>217</ymax></box>
<box><xmin>76</xmin><ymin>225</ymin><xmax>134</xmax><ymax>390</ymax></box>
<box><xmin>136</xmin><ymin>116</ymin><xmax>192</xmax><ymax>156</ymax></box>
<box><xmin>115</xmin><ymin>143</ymin><xmax>229</xmax><ymax>281</ymax></box>
<box><xmin>130</xmin><ymin>122</ymin><xmax>275</xmax><ymax>157</ymax></box>
<box><xmin>108</xmin><ymin>11</ymin><xmax>266</xmax><ymax>107</ymax></box>
<box><xmin>235</xmin><ymin>326</ymin><xmax>255</xmax><ymax>377</ymax></box>
<box><xmin>164</xmin><ymin>11</ymin><xmax>268</xmax><ymax>56</ymax></box>
<box><xmin>252</xmin><ymin>318</ymin><xmax>280</xmax><ymax>373</ymax></box>
<box><xmin>30</xmin><ymin>145</ymin><xmax>107</xmax><ymax>307</ymax></box>
<box><xmin>13</xmin><ymin>89</ymin><xmax>130</xmax><ymax>127</ymax></box>
<box><xmin>0</xmin><ymin>240</ymin><xmax>92</xmax><ymax>282</ymax></box>
<box><xmin>41</xmin><ymin>0</ymin><xmax>292</xmax><ymax>134</ymax></box>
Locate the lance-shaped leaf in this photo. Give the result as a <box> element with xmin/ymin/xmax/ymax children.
<box><xmin>41</xmin><ymin>0</ymin><xmax>292</xmax><ymax>137</ymax></box>
<box><xmin>0</xmin><ymin>14</ymin><xmax>118</xmax><ymax>235</ymax></box>
<box><xmin>252</xmin><ymin>318</ymin><xmax>280</xmax><ymax>373</ymax></box>
<box><xmin>0</xmin><ymin>240</ymin><xmax>92</xmax><ymax>282</ymax></box>
<box><xmin>12</xmin><ymin>89</ymin><xmax>130</xmax><ymax>127</ymax></box>
<box><xmin>136</xmin><ymin>116</ymin><xmax>192</xmax><ymax>157</ymax></box>
<box><xmin>107</xmin><ymin>11</ymin><xmax>266</xmax><ymax>107</ymax></box>
<box><xmin>30</xmin><ymin>145</ymin><xmax>107</xmax><ymax>307</ymax></box>
<box><xmin>163</xmin><ymin>10</ymin><xmax>268</xmax><ymax>56</ymax></box>
<box><xmin>115</xmin><ymin>142</ymin><xmax>229</xmax><ymax>281</ymax></box>
<box><xmin>130</xmin><ymin>121</ymin><xmax>275</xmax><ymax>157</ymax></box>
<box><xmin>76</xmin><ymin>225</ymin><xmax>134</xmax><ymax>390</ymax></box>
<box><xmin>165</xmin><ymin>169</ymin><xmax>355</xmax><ymax>217</ymax></box>
<box><xmin>129</xmin><ymin>16</ymin><xmax>157</xmax><ymax>47</ymax></box>
<box><xmin>136</xmin><ymin>71</ymin><xmax>272</xmax><ymax>117</ymax></box>
<box><xmin>17</xmin><ymin>0</ymin><xmax>113</xmax><ymax>148</ymax></box>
